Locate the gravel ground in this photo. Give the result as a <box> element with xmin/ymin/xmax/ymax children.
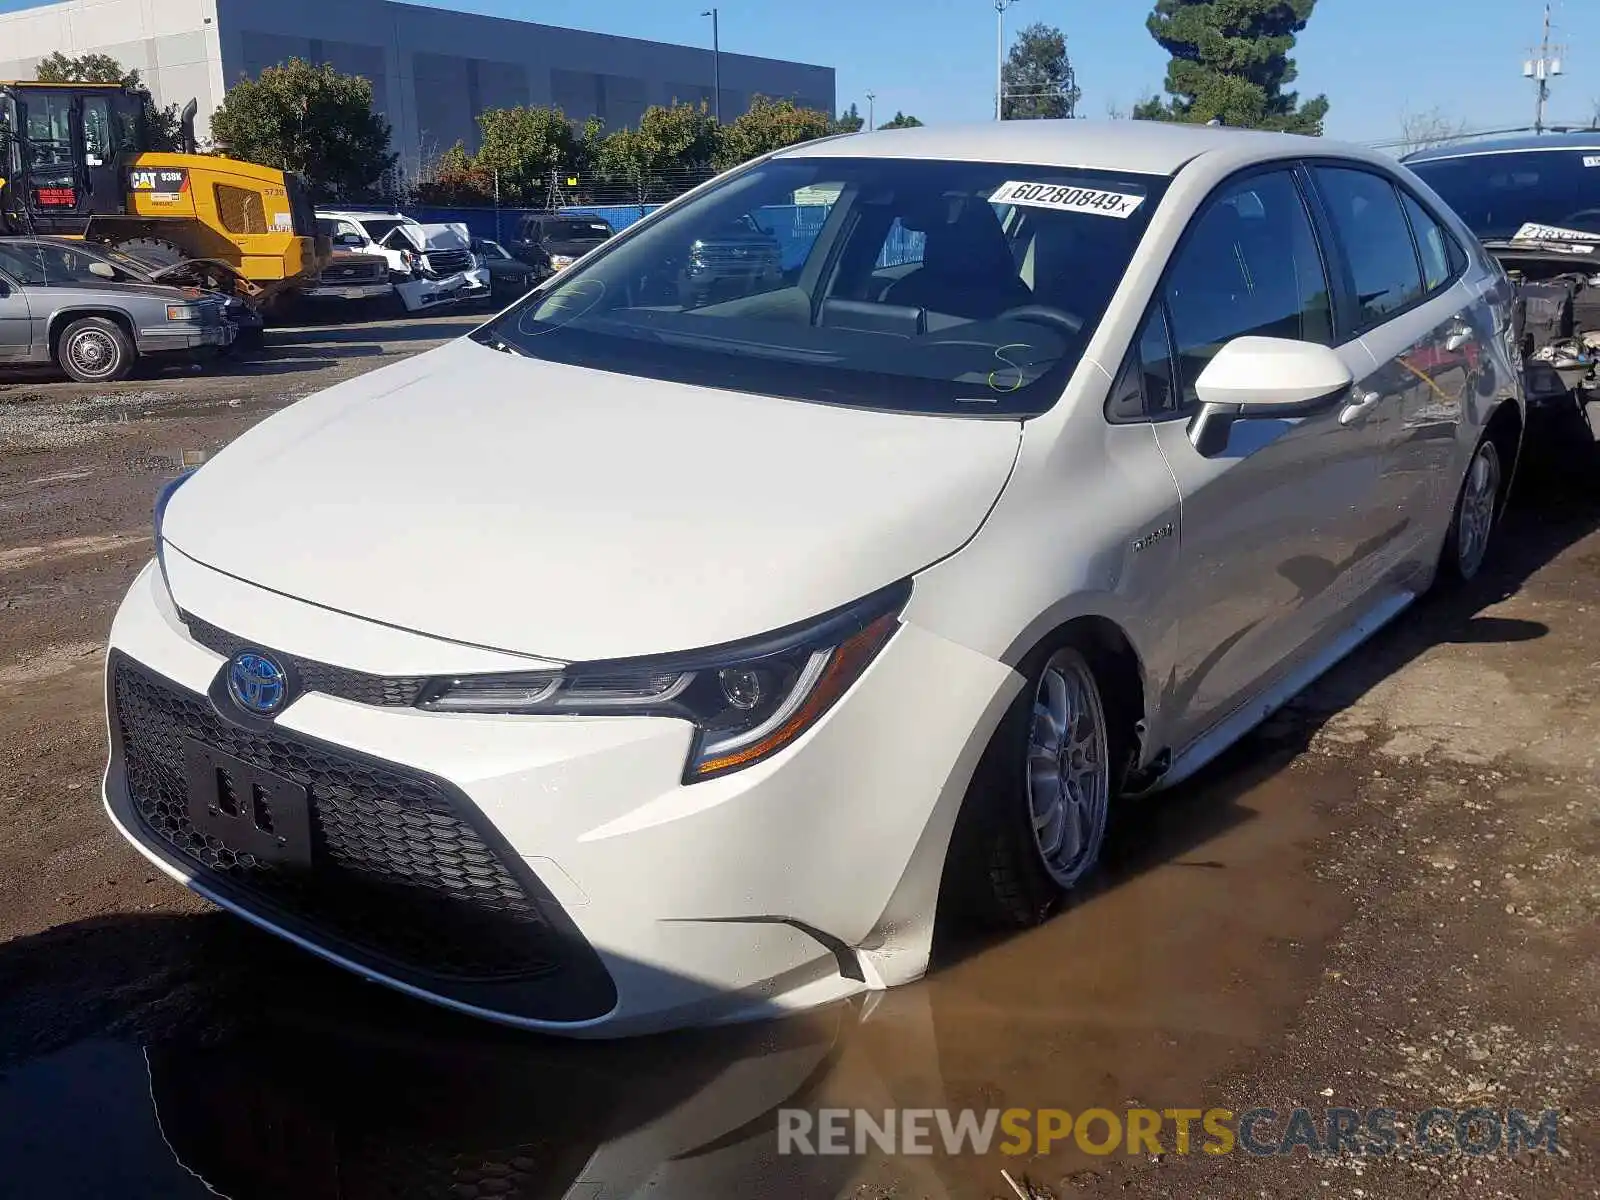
<box><xmin>0</xmin><ymin>319</ymin><xmax>1595</xmax><ymax>1199</ymax></box>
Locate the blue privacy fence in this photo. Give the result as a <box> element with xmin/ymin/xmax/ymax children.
<box><xmin>394</xmin><ymin>202</ymin><xmax>926</xmax><ymax>270</ymax></box>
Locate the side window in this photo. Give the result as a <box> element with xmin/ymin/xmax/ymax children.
<box><xmin>1313</xmin><ymin>167</ymin><xmax>1425</xmax><ymax>326</ymax></box>
<box><xmin>1108</xmin><ymin>305</ymin><xmax>1176</xmax><ymax>421</ymax></box>
<box><xmin>338</xmin><ymin>221</ymin><xmax>365</xmax><ymax>243</ymax></box>
<box><xmin>1400</xmin><ymin>191</ymin><xmax>1462</xmax><ymax>294</ymax></box>
<box><xmin>1163</xmin><ymin>169</ymin><xmax>1333</xmax><ymax>408</ymax></box>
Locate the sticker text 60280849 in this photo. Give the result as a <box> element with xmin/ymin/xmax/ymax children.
<box><xmin>988</xmin><ymin>181</ymin><xmax>1146</xmax><ymax>219</ymax></box>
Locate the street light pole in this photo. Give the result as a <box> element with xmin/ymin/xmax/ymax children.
<box><xmin>995</xmin><ymin>0</ymin><xmax>1021</xmax><ymax>121</ymax></box>
<box><xmin>866</xmin><ymin>90</ymin><xmax>876</xmax><ymax>129</ymax></box>
<box><xmin>702</xmin><ymin>8</ymin><xmax>722</xmax><ymax>123</ymax></box>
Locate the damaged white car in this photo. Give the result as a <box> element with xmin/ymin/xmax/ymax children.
<box><xmin>317</xmin><ymin>210</ymin><xmax>491</xmax><ymax>312</ymax></box>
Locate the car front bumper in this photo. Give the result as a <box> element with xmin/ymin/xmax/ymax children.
<box><xmin>300</xmin><ymin>282</ymin><xmax>394</xmax><ymax>301</ymax></box>
<box><xmin>138</xmin><ymin>324</ymin><xmax>235</xmax><ymax>353</ymax></box>
<box><xmin>104</xmin><ymin>557</ymin><xmax>1017</xmax><ymax>1037</ymax></box>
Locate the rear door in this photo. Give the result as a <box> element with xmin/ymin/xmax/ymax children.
<box><xmin>1309</xmin><ymin>165</ymin><xmax>1477</xmax><ymax>581</ymax></box>
<box><xmin>1141</xmin><ymin>165</ymin><xmax>1387</xmax><ymax>751</ymax></box>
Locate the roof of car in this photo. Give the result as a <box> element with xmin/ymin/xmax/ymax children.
<box><xmin>773</xmin><ymin>119</ymin><xmax>1358</xmax><ymax>177</ymax></box>
<box><xmin>1404</xmin><ymin>130</ymin><xmax>1600</xmax><ymax>163</ymax></box>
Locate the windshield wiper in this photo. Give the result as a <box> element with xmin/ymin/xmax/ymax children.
<box><xmin>469</xmin><ymin>328</ymin><xmax>532</xmax><ymax>357</ymax></box>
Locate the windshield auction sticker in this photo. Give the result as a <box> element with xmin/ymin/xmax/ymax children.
<box><xmin>988</xmin><ymin>181</ymin><xmax>1145</xmax><ymax>218</ymax></box>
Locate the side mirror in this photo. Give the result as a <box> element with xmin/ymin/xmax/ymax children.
<box><xmin>1189</xmin><ymin>336</ymin><xmax>1353</xmax><ymax>456</ymax></box>
<box><xmin>88</xmin><ymin>261</ymin><xmax>118</xmax><ymax>280</ymax></box>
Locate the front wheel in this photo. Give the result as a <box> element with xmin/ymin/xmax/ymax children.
<box><xmin>947</xmin><ymin>643</ymin><xmax>1118</xmax><ymax>928</ymax></box>
<box><xmin>56</xmin><ymin>317</ymin><xmax>135</xmax><ymax>383</ymax></box>
<box><xmin>1440</xmin><ymin>436</ymin><xmax>1503</xmax><ymax>584</ymax></box>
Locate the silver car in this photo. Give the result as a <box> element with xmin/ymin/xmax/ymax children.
<box><xmin>0</xmin><ymin>240</ymin><xmax>233</xmax><ymax>383</ymax></box>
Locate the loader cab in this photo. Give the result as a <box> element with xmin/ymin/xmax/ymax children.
<box><xmin>0</xmin><ymin>83</ymin><xmax>145</xmax><ymax>235</ymax></box>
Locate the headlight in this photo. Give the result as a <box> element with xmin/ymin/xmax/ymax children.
<box><xmin>418</xmin><ymin>581</ymin><xmax>910</xmax><ymax>781</ymax></box>
<box><xmin>165</xmin><ymin>303</ymin><xmax>202</xmax><ymax>322</ymax></box>
<box><xmin>153</xmin><ymin>468</ymin><xmax>198</xmax><ymax>598</ymax></box>
<box><xmin>550</xmin><ymin>254</ymin><xmax>575</xmax><ymax>269</ymax></box>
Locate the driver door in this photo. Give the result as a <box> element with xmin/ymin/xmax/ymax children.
<box><xmin>78</xmin><ymin>94</ymin><xmax>124</xmax><ymax>216</ymax></box>
<box><xmin>1145</xmin><ymin>166</ymin><xmax>1389</xmax><ymax>753</ymax></box>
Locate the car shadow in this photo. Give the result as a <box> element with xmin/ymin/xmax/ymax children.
<box><xmin>270</xmin><ymin>318</ymin><xmax>480</xmax><ymax>346</ymax></box>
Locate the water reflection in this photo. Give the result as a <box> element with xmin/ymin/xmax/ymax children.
<box><xmin>0</xmin><ymin>747</ymin><xmax>1349</xmax><ymax>1199</ymax></box>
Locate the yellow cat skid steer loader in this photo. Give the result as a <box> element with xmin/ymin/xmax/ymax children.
<box><xmin>0</xmin><ymin>81</ymin><xmax>329</xmax><ymax>312</ymax></box>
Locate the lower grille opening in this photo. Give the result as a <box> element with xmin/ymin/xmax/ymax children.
<box><xmin>113</xmin><ymin>656</ymin><xmax>572</xmax><ymax>988</ymax></box>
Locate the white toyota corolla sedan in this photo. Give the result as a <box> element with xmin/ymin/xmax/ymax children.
<box><xmin>104</xmin><ymin>121</ymin><xmax>1524</xmax><ymax>1037</ymax></box>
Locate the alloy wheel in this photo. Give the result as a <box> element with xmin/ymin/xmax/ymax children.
<box><xmin>1026</xmin><ymin>650</ymin><xmax>1111</xmax><ymax>888</ymax></box>
<box><xmin>1456</xmin><ymin>440</ymin><xmax>1501</xmax><ymax>580</ymax></box>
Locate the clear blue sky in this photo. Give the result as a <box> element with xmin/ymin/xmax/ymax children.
<box><xmin>3</xmin><ymin>0</ymin><xmax>1594</xmax><ymax>142</ymax></box>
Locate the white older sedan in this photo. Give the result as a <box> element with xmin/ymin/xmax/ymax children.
<box><xmin>105</xmin><ymin>120</ymin><xmax>1523</xmax><ymax>1036</ymax></box>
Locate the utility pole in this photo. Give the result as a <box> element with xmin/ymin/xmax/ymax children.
<box><xmin>1524</xmin><ymin>4</ymin><xmax>1565</xmax><ymax>136</ymax></box>
<box><xmin>702</xmin><ymin>8</ymin><xmax>722</xmax><ymax>123</ymax></box>
<box><xmin>994</xmin><ymin>0</ymin><xmax>1022</xmax><ymax>121</ymax></box>
<box><xmin>866</xmin><ymin>90</ymin><xmax>876</xmax><ymax>129</ymax></box>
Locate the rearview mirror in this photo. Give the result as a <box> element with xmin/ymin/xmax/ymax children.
<box><xmin>1189</xmin><ymin>337</ymin><xmax>1353</xmax><ymax>456</ymax></box>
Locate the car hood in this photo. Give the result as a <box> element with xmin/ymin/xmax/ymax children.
<box><xmin>162</xmin><ymin>338</ymin><xmax>1022</xmax><ymax>662</ymax></box>
<box><xmin>394</xmin><ymin>223</ymin><xmax>473</xmax><ymax>253</ymax></box>
<box><xmin>62</xmin><ymin>280</ymin><xmax>203</xmax><ymax>303</ymax></box>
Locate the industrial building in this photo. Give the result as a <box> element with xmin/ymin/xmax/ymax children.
<box><xmin>0</xmin><ymin>0</ymin><xmax>836</xmax><ymax>171</ymax></box>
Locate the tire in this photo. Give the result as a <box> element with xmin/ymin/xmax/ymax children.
<box><xmin>946</xmin><ymin>641</ymin><xmax>1123</xmax><ymax>929</ymax></box>
<box><xmin>112</xmin><ymin>237</ymin><xmax>187</xmax><ymax>270</ymax></box>
<box><xmin>56</xmin><ymin>317</ymin><xmax>135</xmax><ymax>384</ymax></box>
<box><xmin>1439</xmin><ymin>435</ymin><xmax>1504</xmax><ymax>584</ymax></box>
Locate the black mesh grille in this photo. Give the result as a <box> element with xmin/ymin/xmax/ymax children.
<box><xmin>113</xmin><ymin>658</ymin><xmax>558</xmax><ymax>983</ymax></box>
<box><xmin>424</xmin><ymin>248</ymin><xmax>474</xmax><ymax>276</ymax></box>
<box><xmin>181</xmin><ymin>612</ymin><xmax>428</xmax><ymax>707</ymax></box>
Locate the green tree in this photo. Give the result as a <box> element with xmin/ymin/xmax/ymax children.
<box><xmin>878</xmin><ymin>111</ymin><xmax>924</xmax><ymax>129</ymax></box>
<box><xmin>415</xmin><ymin>140</ymin><xmax>495</xmax><ymax>205</ymax></box>
<box><xmin>1001</xmin><ymin>23</ymin><xmax>1082</xmax><ymax>120</ymax></box>
<box><xmin>33</xmin><ymin>51</ymin><xmax>139</xmax><ymax>88</ymax></box>
<box><xmin>1134</xmin><ymin>0</ymin><xmax>1328</xmax><ymax>133</ymax></box>
<box><xmin>473</xmin><ymin>105</ymin><xmax>580</xmax><ymax>206</ymax></box>
<box><xmin>210</xmin><ymin>58</ymin><xmax>396</xmax><ymax>199</ymax></box>
<box><xmin>713</xmin><ymin>95</ymin><xmax>834</xmax><ymax>169</ymax></box>
<box><xmin>594</xmin><ymin>101</ymin><xmax>719</xmax><ymax>203</ymax></box>
<box><xmin>33</xmin><ymin>51</ymin><xmax>183</xmax><ymax>151</ymax></box>
<box><xmin>835</xmin><ymin>102</ymin><xmax>865</xmax><ymax>134</ymax></box>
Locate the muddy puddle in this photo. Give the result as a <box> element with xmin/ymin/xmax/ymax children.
<box><xmin>0</xmin><ymin>748</ymin><xmax>1353</xmax><ymax>1199</ymax></box>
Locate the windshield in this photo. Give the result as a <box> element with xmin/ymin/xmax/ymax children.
<box><xmin>1409</xmin><ymin>148</ymin><xmax>1600</xmax><ymax>240</ymax></box>
<box><xmin>357</xmin><ymin>218</ymin><xmax>409</xmax><ymax>243</ymax></box>
<box><xmin>538</xmin><ymin>218</ymin><xmax>613</xmax><ymax>242</ymax></box>
<box><xmin>476</xmin><ymin>240</ymin><xmax>513</xmax><ymax>260</ymax></box>
<box><xmin>478</xmin><ymin>157</ymin><xmax>1166</xmax><ymax>416</ymax></box>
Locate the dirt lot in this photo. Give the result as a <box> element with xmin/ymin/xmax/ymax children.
<box><xmin>0</xmin><ymin>319</ymin><xmax>1595</xmax><ymax>1199</ymax></box>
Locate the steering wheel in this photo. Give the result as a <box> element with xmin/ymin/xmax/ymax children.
<box><xmin>997</xmin><ymin>305</ymin><xmax>1085</xmax><ymax>336</ymax></box>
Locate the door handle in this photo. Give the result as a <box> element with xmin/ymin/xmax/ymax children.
<box><xmin>1339</xmin><ymin>389</ymin><xmax>1382</xmax><ymax>427</ymax></box>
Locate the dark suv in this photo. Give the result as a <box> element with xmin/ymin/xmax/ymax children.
<box><xmin>507</xmin><ymin>214</ymin><xmax>616</xmax><ymax>277</ymax></box>
<box><xmin>679</xmin><ymin>214</ymin><xmax>784</xmax><ymax>308</ymax></box>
